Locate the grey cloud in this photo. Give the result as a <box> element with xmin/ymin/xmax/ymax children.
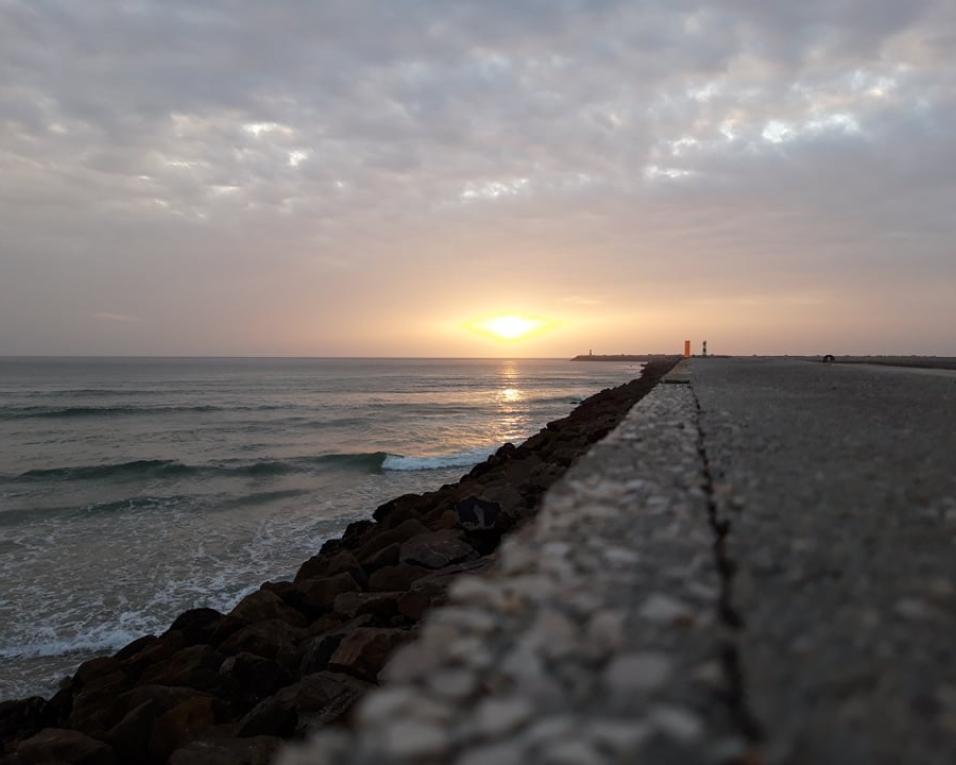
<box><xmin>1</xmin><ymin>0</ymin><xmax>954</xmax><ymax>355</ymax></box>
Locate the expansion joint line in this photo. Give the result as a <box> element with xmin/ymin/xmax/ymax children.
<box><xmin>689</xmin><ymin>384</ymin><xmax>764</xmax><ymax>745</ymax></box>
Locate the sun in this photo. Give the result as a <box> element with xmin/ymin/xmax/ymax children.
<box><xmin>468</xmin><ymin>315</ymin><xmax>547</xmax><ymax>341</ymax></box>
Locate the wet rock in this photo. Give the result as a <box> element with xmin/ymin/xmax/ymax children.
<box><xmin>105</xmin><ymin>700</ymin><xmax>155</xmax><ymax>763</ymax></box>
<box><xmin>139</xmin><ymin>645</ymin><xmax>226</xmax><ymax>691</ymax></box>
<box><xmin>333</xmin><ymin>591</ymin><xmax>402</xmax><ymax>620</ymax></box>
<box><xmin>238</xmin><ymin>673</ymin><xmax>370</xmax><ymax>737</ymax></box>
<box><xmin>218</xmin><ymin>653</ymin><xmax>293</xmax><ymax>707</ymax></box>
<box><xmin>69</xmin><ymin>670</ymin><xmax>130</xmax><ymax>733</ymax></box>
<box><xmin>0</xmin><ymin>698</ymin><xmax>48</xmax><ymax>748</ymax></box>
<box><xmin>219</xmin><ymin>619</ymin><xmax>303</xmax><ymax>662</ymax></box>
<box><xmin>399</xmin><ymin>529</ymin><xmax>478</xmax><ymax>569</ymax></box>
<box><xmin>456</xmin><ymin>497</ymin><xmax>502</xmax><ymax>531</ymax></box>
<box><xmin>328</xmin><ymin>628</ymin><xmax>413</xmax><ymax>682</ymax></box>
<box><xmin>149</xmin><ymin>696</ymin><xmax>224</xmax><ymax>764</ymax></box>
<box><xmin>230</xmin><ymin>590</ymin><xmax>307</xmax><ymax>628</ymax></box>
<box><xmin>74</xmin><ymin>657</ymin><xmax>122</xmax><ymax>688</ymax></box>
<box><xmin>367</xmin><ymin>563</ymin><xmax>430</xmax><ymax>592</ymax></box>
<box><xmin>168</xmin><ymin>735</ymin><xmax>280</xmax><ymax>765</ymax></box>
<box><xmin>294</xmin><ymin>550</ymin><xmax>364</xmax><ymax>585</ymax></box>
<box><xmin>112</xmin><ymin>685</ymin><xmax>213</xmax><ymax>723</ymax></box>
<box><xmin>360</xmin><ymin>542</ymin><xmax>401</xmax><ymax>573</ymax></box>
<box><xmin>354</xmin><ymin>519</ymin><xmax>431</xmax><ymax>565</ymax></box>
<box><xmin>168</xmin><ymin>608</ymin><xmax>224</xmax><ymax>645</ymax></box>
<box><xmin>16</xmin><ymin>728</ymin><xmax>115</xmax><ymax>765</ymax></box>
<box><xmin>120</xmin><ymin>630</ymin><xmax>186</xmax><ymax>678</ymax></box>
<box><xmin>291</xmin><ymin>572</ymin><xmax>363</xmax><ymax>613</ymax></box>
<box><xmin>113</xmin><ymin>634</ymin><xmax>160</xmax><ymax>661</ymax></box>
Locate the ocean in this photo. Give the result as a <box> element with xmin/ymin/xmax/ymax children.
<box><xmin>0</xmin><ymin>356</ymin><xmax>641</xmax><ymax>699</ymax></box>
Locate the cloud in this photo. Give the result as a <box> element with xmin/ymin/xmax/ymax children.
<box><xmin>0</xmin><ymin>0</ymin><xmax>954</xmax><ymax>354</ymax></box>
<box><xmin>94</xmin><ymin>312</ymin><xmax>142</xmax><ymax>323</ymax></box>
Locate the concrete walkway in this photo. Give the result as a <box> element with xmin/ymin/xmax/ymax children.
<box><xmin>281</xmin><ymin>358</ymin><xmax>956</xmax><ymax>764</ymax></box>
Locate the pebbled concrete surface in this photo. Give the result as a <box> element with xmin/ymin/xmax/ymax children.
<box><xmin>281</xmin><ymin>358</ymin><xmax>956</xmax><ymax>764</ymax></box>
<box><xmin>695</xmin><ymin>357</ymin><xmax>956</xmax><ymax>764</ymax></box>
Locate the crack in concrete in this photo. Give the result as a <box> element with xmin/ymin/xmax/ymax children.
<box><xmin>690</xmin><ymin>384</ymin><xmax>765</xmax><ymax>748</ymax></box>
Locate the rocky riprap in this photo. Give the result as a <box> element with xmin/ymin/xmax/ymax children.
<box><xmin>0</xmin><ymin>359</ymin><xmax>675</xmax><ymax>765</ymax></box>
<box><xmin>280</xmin><ymin>370</ymin><xmax>755</xmax><ymax>765</ymax></box>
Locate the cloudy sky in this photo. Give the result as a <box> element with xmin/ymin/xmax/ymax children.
<box><xmin>1</xmin><ymin>0</ymin><xmax>954</xmax><ymax>356</ymax></box>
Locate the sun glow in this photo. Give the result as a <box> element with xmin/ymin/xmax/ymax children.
<box><xmin>474</xmin><ymin>315</ymin><xmax>543</xmax><ymax>341</ymax></box>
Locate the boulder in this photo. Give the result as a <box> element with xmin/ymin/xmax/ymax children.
<box><xmin>297</xmin><ymin>615</ymin><xmax>373</xmax><ymax>676</ymax></box>
<box><xmin>354</xmin><ymin>519</ymin><xmax>429</xmax><ymax>565</ymax></box>
<box><xmin>293</xmin><ymin>551</ymin><xmax>364</xmax><ymax>584</ymax></box>
<box><xmin>74</xmin><ymin>657</ymin><xmax>122</xmax><ymax>688</ymax></box>
<box><xmin>105</xmin><ymin>700</ymin><xmax>156</xmax><ymax>763</ymax></box>
<box><xmin>218</xmin><ymin>653</ymin><xmax>292</xmax><ymax>707</ymax></box>
<box><xmin>113</xmin><ymin>635</ymin><xmax>160</xmax><ymax>661</ymax></box>
<box><xmin>16</xmin><ymin>728</ymin><xmax>115</xmax><ymax>765</ymax></box>
<box><xmin>148</xmin><ymin>696</ymin><xmax>224</xmax><ymax>765</ymax></box>
<box><xmin>218</xmin><ymin>620</ymin><xmax>302</xmax><ymax>663</ymax></box>
<box><xmin>0</xmin><ymin>698</ymin><xmax>48</xmax><ymax>748</ymax></box>
<box><xmin>68</xmin><ymin>669</ymin><xmax>130</xmax><ymax>733</ymax></box>
<box><xmin>120</xmin><ymin>630</ymin><xmax>186</xmax><ymax>679</ymax></box>
<box><xmin>359</xmin><ymin>542</ymin><xmax>400</xmax><ymax>573</ymax></box>
<box><xmin>399</xmin><ymin>529</ymin><xmax>477</xmax><ymax>569</ymax></box>
<box><xmin>111</xmin><ymin>686</ymin><xmax>211</xmax><ymax>724</ymax></box>
<box><xmin>168</xmin><ymin>608</ymin><xmax>224</xmax><ymax>645</ymax></box>
<box><xmin>290</xmin><ymin>572</ymin><xmax>361</xmax><ymax>612</ymax></box>
<box><xmin>455</xmin><ymin>496</ymin><xmax>502</xmax><ymax>531</ymax></box>
<box><xmin>332</xmin><ymin>591</ymin><xmax>402</xmax><ymax>620</ymax></box>
<box><xmin>229</xmin><ymin>590</ymin><xmax>306</xmax><ymax>628</ymax></box>
<box><xmin>328</xmin><ymin>628</ymin><xmax>413</xmax><ymax>682</ymax></box>
<box><xmin>139</xmin><ymin>645</ymin><xmax>225</xmax><ymax>691</ymax></box>
<box><xmin>238</xmin><ymin>672</ymin><xmax>370</xmax><ymax>738</ymax></box>
<box><xmin>168</xmin><ymin>735</ymin><xmax>280</xmax><ymax>765</ymax></box>
<box><xmin>368</xmin><ymin>563</ymin><xmax>430</xmax><ymax>592</ymax></box>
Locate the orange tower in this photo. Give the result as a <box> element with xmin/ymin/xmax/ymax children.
<box><xmin>683</xmin><ymin>340</ymin><xmax>691</xmax><ymax>358</ymax></box>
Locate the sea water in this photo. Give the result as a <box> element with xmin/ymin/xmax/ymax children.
<box><xmin>0</xmin><ymin>357</ymin><xmax>640</xmax><ymax>698</ymax></box>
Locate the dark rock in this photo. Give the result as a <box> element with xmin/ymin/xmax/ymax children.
<box><xmin>168</xmin><ymin>735</ymin><xmax>280</xmax><ymax>765</ymax></box>
<box><xmin>332</xmin><ymin>591</ymin><xmax>402</xmax><ymax>621</ymax></box>
<box><xmin>339</xmin><ymin>519</ymin><xmax>375</xmax><ymax>548</ymax></box>
<box><xmin>119</xmin><ymin>630</ymin><xmax>186</xmax><ymax>679</ymax></box>
<box><xmin>16</xmin><ymin>728</ymin><xmax>115</xmax><ymax>765</ymax></box>
<box><xmin>290</xmin><ymin>572</ymin><xmax>362</xmax><ymax>612</ymax></box>
<box><xmin>396</xmin><ymin>591</ymin><xmax>431</xmax><ymax>621</ymax></box>
<box><xmin>0</xmin><ymin>698</ymin><xmax>48</xmax><ymax>749</ymax></box>
<box><xmin>455</xmin><ymin>496</ymin><xmax>502</xmax><ymax>531</ymax></box>
<box><xmin>328</xmin><ymin>628</ymin><xmax>413</xmax><ymax>682</ymax></box>
<box><xmin>207</xmin><ymin>614</ymin><xmax>248</xmax><ymax>647</ymax></box>
<box><xmin>353</xmin><ymin>519</ymin><xmax>430</xmax><ymax>566</ymax></box>
<box><xmin>111</xmin><ymin>686</ymin><xmax>211</xmax><ymax>723</ymax></box>
<box><xmin>139</xmin><ymin>645</ymin><xmax>225</xmax><ymax>691</ymax></box>
<box><xmin>68</xmin><ymin>670</ymin><xmax>130</xmax><ymax>733</ymax></box>
<box><xmin>168</xmin><ymin>608</ymin><xmax>224</xmax><ymax>645</ymax></box>
<box><xmin>411</xmin><ymin>557</ymin><xmax>495</xmax><ymax>600</ymax></box>
<box><xmin>74</xmin><ymin>657</ymin><xmax>122</xmax><ymax>688</ymax></box>
<box><xmin>293</xmin><ymin>550</ymin><xmax>365</xmax><ymax>585</ymax></box>
<box><xmin>218</xmin><ymin>653</ymin><xmax>292</xmax><ymax>707</ymax></box>
<box><xmin>238</xmin><ymin>672</ymin><xmax>370</xmax><ymax>738</ymax></box>
<box><xmin>367</xmin><ymin>563</ymin><xmax>430</xmax><ymax>592</ymax></box>
<box><xmin>148</xmin><ymin>696</ymin><xmax>224</xmax><ymax>765</ymax></box>
<box><xmin>229</xmin><ymin>589</ymin><xmax>306</xmax><ymax>628</ymax></box>
<box><xmin>105</xmin><ymin>700</ymin><xmax>155</xmax><ymax>763</ymax></box>
<box><xmin>113</xmin><ymin>635</ymin><xmax>159</xmax><ymax>662</ymax></box>
<box><xmin>399</xmin><ymin>529</ymin><xmax>477</xmax><ymax>569</ymax></box>
<box><xmin>218</xmin><ymin>620</ymin><xmax>303</xmax><ymax>663</ymax></box>
<box><xmin>360</xmin><ymin>542</ymin><xmax>400</xmax><ymax>573</ymax></box>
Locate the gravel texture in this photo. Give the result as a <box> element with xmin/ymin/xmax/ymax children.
<box><xmin>694</xmin><ymin>357</ymin><xmax>956</xmax><ymax>764</ymax></box>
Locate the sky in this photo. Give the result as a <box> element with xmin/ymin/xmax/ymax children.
<box><xmin>1</xmin><ymin>0</ymin><xmax>954</xmax><ymax>357</ymax></box>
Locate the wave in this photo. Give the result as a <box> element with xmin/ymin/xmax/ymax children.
<box><xmin>382</xmin><ymin>446</ymin><xmax>496</xmax><ymax>471</ymax></box>
<box><xmin>9</xmin><ymin>446</ymin><xmax>499</xmax><ymax>484</ymax></box>
<box><xmin>11</xmin><ymin>453</ymin><xmax>391</xmax><ymax>483</ymax></box>
<box><xmin>0</xmin><ymin>404</ymin><xmax>293</xmax><ymax>420</ymax></box>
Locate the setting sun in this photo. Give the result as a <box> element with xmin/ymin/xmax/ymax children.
<box><xmin>470</xmin><ymin>315</ymin><xmax>545</xmax><ymax>341</ymax></box>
